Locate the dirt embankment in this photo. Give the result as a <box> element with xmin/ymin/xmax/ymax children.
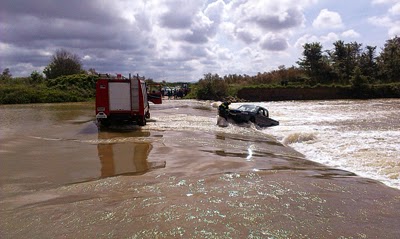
<box><xmin>237</xmin><ymin>85</ymin><xmax>400</xmax><ymax>101</ymax></box>
<box><xmin>237</xmin><ymin>87</ymin><xmax>352</xmax><ymax>101</ymax></box>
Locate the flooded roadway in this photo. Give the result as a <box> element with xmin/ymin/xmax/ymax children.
<box><xmin>1</xmin><ymin>100</ymin><xmax>400</xmax><ymax>238</ymax></box>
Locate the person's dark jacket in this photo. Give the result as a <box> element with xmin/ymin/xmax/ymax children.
<box><xmin>218</xmin><ymin>102</ymin><xmax>230</xmax><ymax>119</ymax></box>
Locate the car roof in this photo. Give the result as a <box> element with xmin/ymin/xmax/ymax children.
<box><xmin>238</xmin><ymin>104</ymin><xmax>264</xmax><ymax>111</ymax></box>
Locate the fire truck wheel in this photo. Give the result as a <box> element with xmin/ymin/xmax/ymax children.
<box><xmin>138</xmin><ymin>117</ymin><xmax>146</xmax><ymax>126</ymax></box>
<box><xmin>100</xmin><ymin>119</ymin><xmax>111</xmax><ymax>127</ymax></box>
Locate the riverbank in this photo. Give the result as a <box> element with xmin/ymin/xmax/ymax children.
<box><xmin>1</xmin><ymin>100</ymin><xmax>399</xmax><ymax>238</ymax></box>
<box><xmin>236</xmin><ymin>84</ymin><xmax>400</xmax><ymax>101</ymax></box>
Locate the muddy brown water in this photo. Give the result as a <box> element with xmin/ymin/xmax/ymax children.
<box><xmin>1</xmin><ymin>100</ymin><xmax>399</xmax><ymax>238</ymax></box>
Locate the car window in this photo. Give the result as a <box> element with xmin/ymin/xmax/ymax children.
<box><xmin>238</xmin><ymin>105</ymin><xmax>257</xmax><ymax>112</ymax></box>
<box><xmin>238</xmin><ymin>105</ymin><xmax>247</xmax><ymax>111</ymax></box>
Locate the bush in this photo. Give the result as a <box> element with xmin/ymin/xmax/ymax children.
<box><xmin>0</xmin><ymin>74</ymin><xmax>98</xmax><ymax>104</ymax></box>
<box><xmin>0</xmin><ymin>85</ymin><xmax>38</xmax><ymax>104</ymax></box>
<box><xmin>43</xmin><ymin>49</ymin><xmax>84</xmax><ymax>79</ymax></box>
<box><xmin>46</xmin><ymin>74</ymin><xmax>97</xmax><ymax>91</ymax></box>
<box><xmin>195</xmin><ymin>73</ymin><xmax>229</xmax><ymax>100</ymax></box>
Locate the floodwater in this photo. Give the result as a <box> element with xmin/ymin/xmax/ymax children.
<box><xmin>249</xmin><ymin>99</ymin><xmax>400</xmax><ymax>190</ymax></box>
<box><xmin>1</xmin><ymin>99</ymin><xmax>400</xmax><ymax>238</ymax></box>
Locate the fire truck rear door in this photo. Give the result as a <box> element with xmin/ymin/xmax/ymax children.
<box><xmin>109</xmin><ymin>82</ymin><xmax>131</xmax><ymax>111</ymax></box>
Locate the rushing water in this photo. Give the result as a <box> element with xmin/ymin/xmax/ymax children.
<box><xmin>259</xmin><ymin>99</ymin><xmax>400</xmax><ymax>190</ymax></box>
<box><xmin>151</xmin><ymin>99</ymin><xmax>400</xmax><ymax>190</ymax></box>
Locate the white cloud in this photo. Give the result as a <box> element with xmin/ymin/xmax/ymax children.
<box><xmin>372</xmin><ymin>0</ymin><xmax>399</xmax><ymax>5</ymax></box>
<box><xmin>82</xmin><ymin>55</ymin><xmax>92</xmax><ymax>61</ymax></box>
<box><xmin>218</xmin><ymin>0</ymin><xmax>316</xmax><ymax>56</ymax></box>
<box><xmin>212</xmin><ymin>44</ymin><xmax>233</xmax><ymax>61</ymax></box>
<box><xmin>235</xmin><ymin>28</ymin><xmax>259</xmax><ymax>44</ymax></box>
<box><xmin>389</xmin><ymin>2</ymin><xmax>400</xmax><ymax>15</ymax></box>
<box><xmin>313</xmin><ymin>9</ymin><xmax>344</xmax><ymax>29</ymax></box>
<box><xmin>368</xmin><ymin>16</ymin><xmax>392</xmax><ymax>26</ymax></box>
<box><xmin>204</xmin><ymin>0</ymin><xmax>225</xmax><ymax>25</ymax></box>
<box><xmin>368</xmin><ymin>14</ymin><xmax>399</xmax><ymax>38</ymax></box>
<box><xmin>295</xmin><ymin>34</ymin><xmax>320</xmax><ymax>49</ymax></box>
<box><xmin>320</xmin><ymin>32</ymin><xmax>339</xmax><ymax>43</ymax></box>
<box><xmin>341</xmin><ymin>29</ymin><xmax>361</xmax><ymax>38</ymax></box>
<box><xmin>295</xmin><ymin>32</ymin><xmax>338</xmax><ymax>49</ymax></box>
<box><xmin>388</xmin><ymin>22</ymin><xmax>400</xmax><ymax>37</ymax></box>
<box><xmin>260</xmin><ymin>34</ymin><xmax>289</xmax><ymax>51</ymax></box>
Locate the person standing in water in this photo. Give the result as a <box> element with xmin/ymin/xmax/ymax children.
<box><xmin>218</xmin><ymin>101</ymin><xmax>231</xmax><ymax>120</ymax></box>
<box><xmin>217</xmin><ymin>101</ymin><xmax>231</xmax><ymax>127</ymax></box>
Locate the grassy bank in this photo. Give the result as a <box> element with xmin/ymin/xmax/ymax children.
<box><xmin>0</xmin><ymin>84</ymin><xmax>91</xmax><ymax>104</ymax></box>
<box><xmin>0</xmin><ymin>74</ymin><xmax>97</xmax><ymax>104</ymax></box>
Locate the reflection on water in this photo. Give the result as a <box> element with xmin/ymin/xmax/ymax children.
<box><xmin>97</xmin><ymin>130</ymin><xmax>153</xmax><ymax>177</ymax></box>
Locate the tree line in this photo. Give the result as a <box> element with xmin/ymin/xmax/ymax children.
<box><xmin>297</xmin><ymin>36</ymin><xmax>400</xmax><ymax>85</ymax></box>
<box><xmin>1</xmin><ymin>37</ymin><xmax>400</xmax><ymax>104</ymax></box>
<box><xmin>194</xmin><ymin>36</ymin><xmax>400</xmax><ymax>100</ymax></box>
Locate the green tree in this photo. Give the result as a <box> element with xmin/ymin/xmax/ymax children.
<box><xmin>359</xmin><ymin>45</ymin><xmax>378</xmax><ymax>82</ymax></box>
<box><xmin>350</xmin><ymin>66</ymin><xmax>370</xmax><ymax>98</ymax></box>
<box><xmin>351</xmin><ymin>67</ymin><xmax>368</xmax><ymax>88</ymax></box>
<box><xmin>1</xmin><ymin>68</ymin><xmax>12</xmax><ymax>82</ymax></box>
<box><xmin>346</xmin><ymin>42</ymin><xmax>362</xmax><ymax>80</ymax></box>
<box><xmin>329</xmin><ymin>40</ymin><xmax>346</xmax><ymax>83</ymax></box>
<box><xmin>43</xmin><ymin>49</ymin><xmax>83</xmax><ymax>79</ymax></box>
<box><xmin>297</xmin><ymin>42</ymin><xmax>329</xmax><ymax>85</ymax></box>
<box><xmin>196</xmin><ymin>73</ymin><xmax>228</xmax><ymax>100</ymax></box>
<box><xmin>377</xmin><ymin>36</ymin><xmax>400</xmax><ymax>82</ymax></box>
<box><xmin>30</xmin><ymin>70</ymin><xmax>44</xmax><ymax>84</ymax></box>
<box><xmin>329</xmin><ymin>41</ymin><xmax>362</xmax><ymax>84</ymax></box>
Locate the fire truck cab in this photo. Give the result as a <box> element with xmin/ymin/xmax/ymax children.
<box><xmin>95</xmin><ymin>73</ymin><xmax>162</xmax><ymax>127</ymax></box>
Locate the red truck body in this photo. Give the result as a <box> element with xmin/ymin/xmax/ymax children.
<box><xmin>95</xmin><ymin>74</ymin><xmax>162</xmax><ymax>127</ymax></box>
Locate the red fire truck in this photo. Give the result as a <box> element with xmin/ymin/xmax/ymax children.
<box><xmin>95</xmin><ymin>73</ymin><xmax>162</xmax><ymax>127</ymax></box>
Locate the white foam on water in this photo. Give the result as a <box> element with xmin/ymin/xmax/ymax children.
<box><xmin>260</xmin><ymin>99</ymin><xmax>400</xmax><ymax>190</ymax></box>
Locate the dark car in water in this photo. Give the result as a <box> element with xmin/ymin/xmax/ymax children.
<box><xmin>228</xmin><ymin>104</ymin><xmax>279</xmax><ymax>127</ymax></box>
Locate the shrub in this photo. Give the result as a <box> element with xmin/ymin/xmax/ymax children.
<box><xmin>195</xmin><ymin>73</ymin><xmax>228</xmax><ymax>100</ymax></box>
<box><xmin>0</xmin><ymin>74</ymin><xmax>97</xmax><ymax>104</ymax></box>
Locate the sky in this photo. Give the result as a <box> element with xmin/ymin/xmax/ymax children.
<box><xmin>1</xmin><ymin>0</ymin><xmax>399</xmax><ymax>82</ymax></box>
